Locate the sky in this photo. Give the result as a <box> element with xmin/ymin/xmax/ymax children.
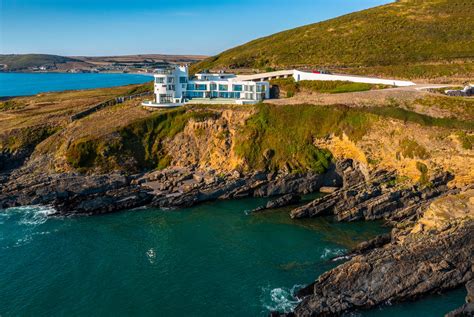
<box><xmin>0</xmin><ymin>0</ymin><xmax>392</xmax><ymax>56</ymax></box>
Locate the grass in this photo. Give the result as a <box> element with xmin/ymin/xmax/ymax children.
<box><xmin>0</xmin><ymin>125</ymin><xmax>61</xmax><ymax>153</ymax></box>
<box><xmin>361</xmin><ymin>106</ymin><xmax>474</xmax><ymax>131</ymax></box>
<box><xmin>191</xmin><ymin>0</ymin><xmax>474</xmax><ymax>80</ymax></box>
<box><xmin>0</xmin><ymin>84</ymin><xmax>149</xmax><ymax>132</ymax></box>
<box><xmin>412</xmin><ymin>95</ymin><xmax>474</xmax><ymax>122</ymax></box>
<box><xmin>234</xmin><ymin>103</ymin><xmax>377</xmax><ymax>173</ymax></box>
<box><xmin>271</xmin><ymin>78</ymin><xmax>388</xmax><ymax>97</ymax></box>
<box><xmin>456</xmin><ymin>132</ymin><xmax>474</xmax><ymax>150</ymax></box>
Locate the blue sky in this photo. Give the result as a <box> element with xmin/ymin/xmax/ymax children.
<box><xmin>0</xmin><ymin>0</ymin><xmax>392</xmax><ymax>56</ymax></box>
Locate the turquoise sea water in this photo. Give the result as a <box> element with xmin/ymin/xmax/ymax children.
<box><xmin>0</xmin><ymin>72</ymin><xmax>152</xmax><ymax>97</ymax></box>
<box><xmin>0</xmin><ymin>198</ymin><xmax>465</xmax><ymax>316</ymax></box>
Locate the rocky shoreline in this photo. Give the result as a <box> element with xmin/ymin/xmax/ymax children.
<box><xmin>1</xmin><ymin>157</ymin><xmax>472</xmax><ymax>316</ymax></box>
<box><xmin>0</xmin><ymin>158</ymin><xmax>349</xmax><ymax>215</ymax></box>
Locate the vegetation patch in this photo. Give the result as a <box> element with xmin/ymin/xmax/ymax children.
<box><xmin>0</xmin><ymin>100</ymin><xmax>26</xmax><ymax>111</ymax></box>
<box><xmin>416</xmin><ymin>161</ymin><xmax>430</xmax><ymax>185</ymax></box>
<box><xmin>234</xmin><ymin>104</ymin><xmax>377</xmax><ymax>173</ymax></box>
<box><xmin>65</xmin><ymin>108</ymin><xmax>219</xmax><ymax>173</ymax></box>
<box><xmin>456</xmin><ymin>132</ymin><xmax>474</xmax><ymax>150</ymax></box>
<box><xmin>270</xmin><ymin>78</ymin><xmax>388</xmax><ymax>97</ymax></box>
<box><xmin>413</xmin><ymin>95</ymin><xmax>474</xmax><ymax>122</ymax></box>
<box><xmin>362</xmin><ymin>106</ymin><xmax>474</xmax><ymax>131</ymax></box>
<box><xmin>399</xmin><ymin>138</ymin><xmax>430</xmax><ymax>159</ymax></box>
<box><xmin>0</xmin><ymin>125</ymin><xmax>61</xmax><ymax>153</ymax></box>
<box><xmin>126</xmin><ymin>82</ymin><xmax>154</xmax><ymax>95</ymax></box>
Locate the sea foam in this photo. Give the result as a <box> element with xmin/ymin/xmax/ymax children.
<box><xmin>261</xmin><ymin>284</ymin><xmax>303</xmax><ymax>313</ymax></box>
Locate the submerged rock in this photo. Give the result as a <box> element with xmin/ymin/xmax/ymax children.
<box><xmin>251</xmin><ymin>194</ymin><xmax>302</xmax><ymax>213</ymax></box>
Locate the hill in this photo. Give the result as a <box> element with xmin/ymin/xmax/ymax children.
<box><xmin>192</xmin><ymin>0</ymin><xmax>474</xmax><ymax>81</ymax></box>
<box><xmin>0</xmin><ymin>54</ymin><xmax>89</xmax><ymax>71</ymax></box>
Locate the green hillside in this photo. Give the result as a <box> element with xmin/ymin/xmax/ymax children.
<box><xmin>0</xmin><ymin>54</ymin><xmax>82</xmax><ymax>71</ymax></box>
<box><xmin>192</xmin><ymin>0</ymin><xmax>474</xmax><ymax>79</ymax></box>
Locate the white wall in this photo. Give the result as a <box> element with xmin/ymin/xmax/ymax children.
<box><xmin>293</xmin><ymin>70</ymin><xmax>415</xmax><ymax>87</ymax></box>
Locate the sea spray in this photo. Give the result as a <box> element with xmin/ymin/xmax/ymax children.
<box><xmin>261</xmin><ymin>284</ymin><xmax>304</xmax><ymax>313</ymax></box>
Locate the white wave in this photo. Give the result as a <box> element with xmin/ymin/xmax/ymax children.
<box><xmin>320</xmin><ymin>247</ymin><xmax>347</xmax><ymax>260</ymax></box>
<box><xmin>261</xmin><ymin>284</ymin><xmax>303</xmax><ymax>313</ymax></box>
<box><xmin>146</xmin><ymin>248</ymin><xmax>156</xmax><ymax>264</ymax></box>
<box><xmin>7</xmin><ymin>205</ymin><xmax>57</xmax><ymax>226</ymax></box>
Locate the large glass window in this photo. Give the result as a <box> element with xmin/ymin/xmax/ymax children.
<box><xmin>185</xmin><ymin>91</ymin><xmax>204</xmax><ymax>98</ymax></box>
<box><xmin>167</xmin><ymin>77</ymin><xmax>175</xmax><ymax>83</ymax></box>
<box><xmin>155</xmin><ymin>77</ymin><xmax>165</xmax><ymax>84</ymax></box>
<box><xmin>195</xmin><ymin>84</ymin><xmax>207</xmax><ymax>91</ymax></box>
<box><xmin>187</xmin><ymin>84</ymin><xmax>195</xmax><ymax>90</ymax></box>
<box><xmin>233</xmin><ymin>85</ymin><xmax>243</xmax><ymax>91</ymax></box>
<box><xmin>210</xmin><ymin>83</ymin><xmax>217</xmax><ymax>91</ymax></box>
<box><xmin>219</xmin><ymin>84</ymin><xmax>228</xmax><ymax>91</ymax></box>
<box><xmin>211</xmin><ymin>91</ymin><xmax>218</xmax><ymax>98</ymax></box>
<box><xmin>179</xmin><ymin>77</ymin><xmax>188</xmax><ymax>84</ymax></box>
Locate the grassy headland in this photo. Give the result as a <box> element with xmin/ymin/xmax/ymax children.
<box><xmin>191</xmin><ymin>0</ymin><xmax>474</xmax><ymax>81</ymax></box>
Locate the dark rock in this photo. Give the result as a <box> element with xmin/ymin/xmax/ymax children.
<box><xmin>293</xmin><ymin>221</ymin><xmax>474</xmax><ymax>316</ymax></box>
<box><xmin>350</xmin><ymin>233</ymin><xmax>392</xmax><ymax>255</ymax></box>
<box><xmin>251</xmin><ymin>194</ymin><xmax>302</xmax><ymax>213</ymax></box>
<box><xmin>290</xmin><ymin>171</ymin><xmax>454</xmax><ymax>222</ymax></box>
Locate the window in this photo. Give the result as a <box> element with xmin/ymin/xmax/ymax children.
<box><xmin>211</xmin><ymin>91</ymin><xmax>218</xmax><ymax>98</ymax></box>
<box><xmin>210</xmin><ymin>83</ymin><xmax>217</xmax><ymax>91</ymax></box>
<box><xmin>155</xmin><ymin>77</ymin><xmax>165</xmax><ymax>84</ymax></box>
<box><xmin>256</xmin><ymin>85</ymin><xmax>265</xmax><ymax>92</ymax></box>
<box><xmin>167</xmin><ymin>77</ymin><xmax>175</xmax><ymax>83</ymax></box>
<box><xmin>187</xmin><ymin>84</ymin><xmax>195</xmax><ymax>90</ymax></box>
<box><xmin>185</xmin><ymin>91</ymin><xmax>204</xmax><ymax>98</ymax></box>
<box><xmin>179</xmin><ymin>76</ymin><xmax>188</xmax><ymax>84</ymax></box>
<box><xmin>195</xmin><ymin>84</ymin><xmax>207</xmax><ymax>91</ymax></box>
<box><xmin>168</xmin><ymin>85</ymin><xmax>175</xmax><ymax>90</ymax></box>
<box><xmin>233</xmin><ymin>85</ymin><xmax>243</xmax><ymax>92</ymax></box>
<box><xmin>218</xmin><ymin>84</ymin><xmax>228</xmax><ymax>91</ymax></box>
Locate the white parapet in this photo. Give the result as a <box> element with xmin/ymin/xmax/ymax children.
<box><xmin>292</xmin><ymin>70</ymin><xmax>416</xmax><ymax>87</ymax></box>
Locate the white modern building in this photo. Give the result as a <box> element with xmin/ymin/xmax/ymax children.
<box><xmin>143</xmin><ymin>65</ymin><xmax>270</xmax><ymax>107</ymax></box>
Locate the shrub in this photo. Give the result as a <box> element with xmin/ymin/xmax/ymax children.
<box><xmin>399</xmin><ymin>138</ymin><xmax>430</xmax><ymax>159</ymax></box>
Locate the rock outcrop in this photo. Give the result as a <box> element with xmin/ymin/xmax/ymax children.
<box><xmin>292</xmin><ymin>220</ymin><xmax>473</xmax><ymax>316</ymax></box>
<box><xmin>0</xmin><ymin>163</ymin><xmax>343</xmax><ymax>215</ymax></box>
<box><xmin>291</xmin><ymin>170</ymin><xmax>454</xmax><ymax>223</ymax></box>
<box><xmin>280</xmin><ymin>189</ymin><xmax>474</xmax><ymax>317</ymax></box>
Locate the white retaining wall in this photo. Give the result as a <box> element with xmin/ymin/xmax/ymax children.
<box><xmin>293</xmin><ymin>70</ymin><xmax>415</xmax><ymax>87</ymax></box>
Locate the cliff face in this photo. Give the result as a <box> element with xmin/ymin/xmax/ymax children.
<box><xmin>11</xmin><ymin>103</ymin><xmax>472</xmax><ymax>190</ymax></box>
<box><xmin>164</xmin><ymin>108</ymin><xmax>252</xmax><ymax>171</ymax></box>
